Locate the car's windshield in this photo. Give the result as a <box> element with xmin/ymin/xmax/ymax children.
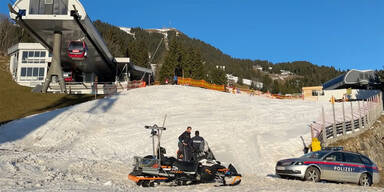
<box><xmin>300</xmin><ymin>151</ymin><xmax>329</xmax><ymax>159</ymax></box>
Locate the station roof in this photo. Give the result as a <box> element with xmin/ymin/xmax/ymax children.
<box><xmin>323</xmin><ymin>69</ymin><xmax>380</xmax><ymax>90</ymax></box>
<box><xmin>8</xmin><ymin>43</ymin><xmax>47</xmax><ymax>54</ymax></box>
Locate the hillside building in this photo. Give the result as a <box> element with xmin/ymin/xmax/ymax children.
<box><xmin>242</xmin><ymin>79</ymin><xmax>252</xmax><ymax>86</ymax></box>
<box><xmin>8</xmin><ymin>43</ymin><xmax>50</xmax><ymax>87</ymax></box>
<box><xmin>253</xmin><ymin>81</ymin><xmax>264</xmax><ymax>89</ymax></box>
<box><xmin>253</xmin><ymin>65</ymin><xmax>263</xmax><ymax>71</ymax></box>
<box><xmin>280</xmin><ymin>70</ymin><xmax>292</xmax><ymax>76</ymax></box>
<box><xmin>226</xmin><ymin>74</ymin><xmax>238</xmax><ymax>84</ymax></box>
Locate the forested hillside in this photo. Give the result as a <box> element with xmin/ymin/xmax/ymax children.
<box><xmin>0</xmin><ymin>15</ymin><xmax>347</xmax><ymax>94</ymax></box>
<box><xmin>93</xmin><ymin>21</ymin><xmax>344</xmax><ymax>94</ymax></box>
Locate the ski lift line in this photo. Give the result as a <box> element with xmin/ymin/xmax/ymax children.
<box><xmin>70</xmin><ymin>8</ymin><xmax>115</xmax><ymax>71</ymax></box>
<box><xmin>8</xmin><ymin>4</ymin><xmax>53</xmax><ymax>52</ymax></box>
<box><xmin>149</xmin><ymin>38</ymin><xmax>164</xmax><ymax>64</ymax></box>
<box><xmin>117</xmin><ymin>64</ymin><xmax>128</xmax><ymax>79</ymax></box>
<box><xmin>140</xmin><ymin>72</ymin><xmax>146</xmax><ymax>81</ymax></box>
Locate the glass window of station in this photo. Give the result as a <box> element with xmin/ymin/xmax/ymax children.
<box><xmin>20</xmin><ymin>67</ymin><xmax>45</xmax><ymax>81</ymax></box>
<box><xmin>22</xmin><ymin>50</ymin><xmax>47</xmax><ymax>64</ymax></box>
<box><xmin>29</xmin><ymin>0</ymin><xmax>68</xmax><ymax>15</ymax></box>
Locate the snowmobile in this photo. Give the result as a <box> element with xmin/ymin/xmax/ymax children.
<box><xmin>128</xmin><ymin>124</ymin><xmax>242</xmax><ymax>187</ymax></box>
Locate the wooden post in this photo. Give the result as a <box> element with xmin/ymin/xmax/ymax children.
<box><xmin>373</xmin><ymin>96</ymin><xmax>376</xmax><ymax>117</ymax></box>
<box><xmin>351</xmin><ymin>101</ymin><xmax>355</xmax><ymax>133</ymax></box>
<box><xmin>310</xmin><ymin>124</ymin><xmax>314</xmax><ymax>139</ymax></box>
<box><xmin>377</xmin><ymin>94</ymin><xmax>380</xmax><ymax>118</ymax></box>
<box><xmin>364</xmin><ymin>99</ymin><xmax>369</xmax><ymax>128</ymax></box>
<box><xmin>376</xmin><ymin>95</ymin><xmax>378</xmax><ymax>119</ymax></box>
<box><xmin>332</xmin><ymin>99</ymin><xmax>337</xmax><ymax>138</ymax></box>
<box><xmin>94</xmin><ymin>76</ymin><xmax>98</xmax><ymax>100</ymax></box>
<box><xmin>358</xmin><ymin>101</ymin><xmax>362</xmax><ymax>129</ymax></box>
<box><xmin>368</xmin><ymin>97</ymin><xmax>372</xmax><ymax>127</ymax></box>
<box><xmin>381</xmin><ymin>92</ymin><xmax>383</xmax><ymax>112</ymax></box>
<box><xmin>322</xmin><ymin>106</ymin><xmax>326</xmax><ymax>142</ymax></box>
<box><xmin>342</xmin><ymin>101</ymin><xmax>346</xmax><ymax>135</ymax></box>
<box><xmin>379</xmin><ymin>93</ymin><xmax>382</xmax><ymax>116</ymax></box>
<box><xmin>378</xmin><ymin>94</ymin><xmax>381</xmax><ymax>118</ymax></box>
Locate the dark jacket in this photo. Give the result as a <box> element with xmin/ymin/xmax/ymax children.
<box><xmin>178</xmin><ymin>131</ymin><xmax>191</xmax><ymax>145</ymax></box>
<box><xmin>191</xmin><ymin>136</ymin><xmax>205</xmax><ymax>152</ymax></box>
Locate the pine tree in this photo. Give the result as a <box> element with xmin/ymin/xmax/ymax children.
<box><xmin>272</xmin><ymin>80</ymin><xmax>280</xmax><ymax>94</ymax></box>
<box><xmin>238</xmin><ymin>76</ymin><xmax>243</xmax><ymax>85</ymax></box>
<box><xmin>209</xmin><ymin>67</ymin><xmax>227</xmax><ymax>85</ymax></box>
<box><xmin>130</xmin><ymin>40</ymin><xmax>149</xmax><ymax>67</ymax></box>
<box><xmin>159</xmin><ymin>40</ymin><xmax>183</xmax><ymax>83</ymax></box>
<box><xmin>190</xmin><ymin>49</ymin><xmax>205</xmax><ymax>80</ymax></box>
<box><xmin>181</xmin><ymin>48</ymin><xmax>193</xmax><ymax>78</ymax></box>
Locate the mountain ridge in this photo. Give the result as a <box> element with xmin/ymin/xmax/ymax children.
<box><xmin>112</xmin><ymin>23</ymin><xmax>343</xmax><ymax>93</ymax></box>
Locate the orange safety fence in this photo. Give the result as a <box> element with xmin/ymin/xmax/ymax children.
<box><xmin>177</xmin><ymin>77</ymin><xmax>225</xmax><ymax>92</ymax></box>
<box><xmin>127</xmin><ymin>80</ymin><xmax>146</xmax><ymax>90</ymax></box>
<box><xmin>226</xmin><ymin>86</ymin><xmax>302</xmax><ymax>100</ymax></box>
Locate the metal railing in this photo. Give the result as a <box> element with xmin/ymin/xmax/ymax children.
<box><xmin>47</xmin><ymin>81</ymin><xmax>117</xmax><ymax>94</ymax></box>
<box><xmin>311</xmin><ymin>92</ymin><xmax>383</xmax><ymax>145</ymax></box>
<box><xmin>47</xmin><ymin>80</ymin><xmax>147</xmax><ymax>95</ymax></box>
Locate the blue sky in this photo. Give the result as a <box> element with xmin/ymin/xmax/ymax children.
<box><xmin>2</xmin><ymin>0</ymin><xmax>384</xmax><ymax>70</ymax></box>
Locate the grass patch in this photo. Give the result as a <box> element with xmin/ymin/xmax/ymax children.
<box><xmin>0</xmin><ymin>56</ymin><xmax>99</xmax><ymax>124</ymax></box>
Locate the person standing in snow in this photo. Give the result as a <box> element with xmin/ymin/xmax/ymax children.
<box><xmin>178</xmin><ymin>126</ymin><xmax>192</xmax><ymax>161</ymax></box>
<box><xmin>192</xmin><ymin>131</ymin><xmax>205</xmax><ymax>153</ymax></box>
<box><xmin>173</xmin><ymin>75</ymin><xmax>178</xmax><ymax>85</ymax></box>
<box><xmin>192</xmin><ymin>131</ymin><xmax>205</xmax><ymax>161</ymax></box>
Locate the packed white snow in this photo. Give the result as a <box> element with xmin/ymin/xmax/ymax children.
<box><xmin>0</xmin><ymin>85</ymin><xmax>382</xmax><ymax>191</ymax></box>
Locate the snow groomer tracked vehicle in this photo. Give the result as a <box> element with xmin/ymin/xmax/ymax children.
<box><xmin>128</xmin><ymin>124</ymin><xmax>242</xmax><ymax>187</ymax></box>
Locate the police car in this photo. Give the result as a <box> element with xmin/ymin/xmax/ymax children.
<box><xmin>275</xmin><ymin>148</ymin><xmax>380</xmax><ymax>186</ymax></box>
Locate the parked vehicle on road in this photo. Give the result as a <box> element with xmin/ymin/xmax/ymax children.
<box><xmin>275</xmin><ymin>149</ymin><xmax>380</xmax><ymax>186</ymax></box>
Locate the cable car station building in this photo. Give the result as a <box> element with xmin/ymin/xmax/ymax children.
<box><xmin>7</xmin><ymin>0</ymin><xmax>153</xmax><ymax>94</ymax></box>
<box><xmin>302</xmin><ymin>70</ymin><xmax>381</xmax><ymax>102</ymax></box>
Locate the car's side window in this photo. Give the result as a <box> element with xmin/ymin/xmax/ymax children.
<box><xmin>343</xmin><ymin>153</ymin><xmax>362</xmax><ymax>164</ymax></box>
<box><xmin>360</xmin><ymin>156</ymin><xmax>372</xmax><ymax>165</ymax></box>
<box><xmin>324</xmin><ymin>152</ymin><xmax>343</xmax><ymax>162</ymax></box>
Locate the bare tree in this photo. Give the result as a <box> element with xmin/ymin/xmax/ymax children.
<box><xmin>0</xmin><ymin>14</ymin><xmax>33</xmax><ymax>56</ymax></box>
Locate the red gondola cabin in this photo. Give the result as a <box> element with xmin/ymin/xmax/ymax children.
<box><xmin>68</xmin><ymin>41</ymin><xmax>88</xmax><ymax>60</ymax></box>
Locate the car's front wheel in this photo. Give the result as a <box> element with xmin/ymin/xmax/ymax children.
<box><xmin>359</xmin><ymin>173</ymin><xmax>372</xmax><ymax>187</ymax></box>
<box><xmin>304</xmin><ymin>167</ymin><xmax>320</xmax><ymax>182</ymax></box>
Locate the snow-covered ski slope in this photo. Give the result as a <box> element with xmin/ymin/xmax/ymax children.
<box><xmin>0</xmin><ymin>86</ymin><xmax>382</xmax><ymax>191</ymax></box>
